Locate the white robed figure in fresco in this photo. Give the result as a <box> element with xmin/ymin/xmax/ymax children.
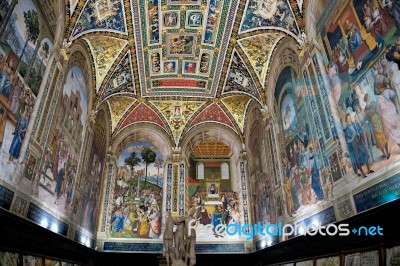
<box><xmin>377</xmin><ymin>89</ymin><xmax>400</xmax><ymax>146</ymax></box>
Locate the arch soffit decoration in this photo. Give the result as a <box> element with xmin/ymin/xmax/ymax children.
<box><xmin>265</xmin><ymin>37</ymin><xmax>300</xmax><ymax>109</ymax></box>
<box><xmin>244</xmin><ymin>101</ymin><xmax>263</xmax><ymax>160</ymax></box>
<box><xmin>95</xmin><ymin>103</ymin><xmax>111</xmax><ymax>152</ymax></box>
<box><xmin>111</xmin><ymin>123</ymin><xmax>173</xmax><ymax>158</ymax></box>
<box><xmin>64</xmin><ymin>41</ymin><xmax>96</xmax><ymax>117</ymax></box>
<box><xmin>180</xmin><ymin>123</ymin><xmax>242</xmax><ymax>159</ymax></box>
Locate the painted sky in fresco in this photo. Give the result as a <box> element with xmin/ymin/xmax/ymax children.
<box><xmin>117</xmin><ymin>141</ymin><xmax>163</xmax><ymax>177</ymax></box>
<box><xmin>13</xmin><ymin>0</ymin><xmax>37</xmax><ymax>36</ymax></box>
<box><xmin>63</xmin><ymin>66</ymin><xmax>88</xmax><ymax>126</ymax></box>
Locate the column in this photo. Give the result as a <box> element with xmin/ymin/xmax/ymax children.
<box><xmin>170</xmin><ymin>147</ymin><xmax>186</xmax><ymax>216</ymax></box>
<box><xmin>98</xmin><ymin>152</ymin><xmax>117</xmax><ymax>239</ymax></box>
<box><xmin>238</xmin><ymin>148</ymin><xmax>250</xmax><ymax>226</ymax></box>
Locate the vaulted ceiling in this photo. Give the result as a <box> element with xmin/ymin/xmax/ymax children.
<box><xmin>65</xmin><ymin>0</ymin><xmax>305</xmax><ymax>146</ymax></box>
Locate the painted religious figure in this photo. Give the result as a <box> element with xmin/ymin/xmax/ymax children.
<box><xmin>167</xmin><ymin>34</ymin><xmax>196</xmax><ymax>56</ymax></box>
<box><xmin>199</xmin><ymin>52</ymin><xmax>211</xmax><ymax>74</ymax></box>
<box><xmin>150</xmin><ymin>51</ymin><xmax>161</xmax><ymax>74</ymax></box>
<box><xmin>37</xmin><ymin>66</ymin><xmax>88</xmax><ymax>216</ymax></box>
<box><xmin>164</xmin><ymin>61</ymin><xmax>177</xmax><ymax>73</ymax></box>
<box><xmin>240</xmin><ymin>0</ymin><xmax>298</xmax><ymax>35</ymax></box>
<box><xmin>148</xmin><ymin>0</ymin><xmax>160</xmax><ymax>44</ymax></box>
<box><xmin>163</xmin><ymin>12</ymin><xmax>179</xmax><ymax>28</ymax></box>
<box><xmin>281</xmin><ymin>95</ymin><xmax>298</xmax><ymax>136</ymax></box>
<box><xmin>72</xmin><ymin>0</ymin><xmax>125</xmax><ymax>37</ymax></box>
<box><xmin>183</xmin><ymin>62</ymin><xmax>197</xmax><ymax>74</ymax></box>
<box><xmin>110</xmin><ymin>141</ymin><xmax>163</xmax><ymax>239</ymax></box>
<box><xmin>187</xmin><ymin>12</ymin><xmax>203</xmax><ymax>27</ymax></box>
<box><xmin>204</xmin><ymin>0</ymin><xmax>221</xmax><ymax>44</ymax></box>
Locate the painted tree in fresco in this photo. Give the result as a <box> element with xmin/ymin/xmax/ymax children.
<box><xmin>141</xmin><ymin>147</ymin><xmax>156</xmax><ymax>188</ymax></box>
<box><xmin>17</xmin><ymin>10</ymin><xmax>39</xmax><ymax>70</ymax></box>
<box><xmin>124</xmin><ymin>152</ymin><xmax>141</xmax><ymax>197</ymax></box>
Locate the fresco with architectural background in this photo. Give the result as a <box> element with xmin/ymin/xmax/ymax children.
<box><xmin>187</xmin><ymin>157</ymin><xmax>242</xmax><ymax>241</ymax></box>
<box><xmin>37</xmin><ymin>66</ymin><xmax>88</xmax><ymax>217</ymax></box>
<box><xmin>110</xmin><ymin>141</ymin><xmax>163</xmax><ymax>239</ymax></box>
<box><xmin>0</xmin><ymin>0</ymin><xmax>52</xmax><ymax>182</ymax></box>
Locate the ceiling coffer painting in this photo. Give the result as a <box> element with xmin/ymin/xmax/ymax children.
<box><xmin>134</xmin><ymin>0</ymin><xmax>234</xmax><ymax>97</ymax></box>
<box><xmin>166</xmin><ymin>34</ymin><xmax>197</xmax><ymax>57</ymax></box>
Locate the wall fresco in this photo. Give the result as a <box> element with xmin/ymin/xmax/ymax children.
<box><xmin>0</xmin><ymin>0</ymin><xmax>52</xmax><ymax>181</ymax></box>
<box><xmin>277</xmin><ymin>68</ymin><xmax>328</xmax><ymax>218</ymax></box>
<box><xmin>188</xmin><ymin>161</ymin><xmax>243</xmax><ymax>241</ymax></box>
<box><xmin>37</xmin><ymin>66</ymin><xmax>88</xmax><ymax>217</ymax></box>
<box><xmin>322</xmin><ymin>0</ymin><xmax>400</xmax><ymax>178</ymax></box>
<box><xmin>109</xmin><ymin>141</ymin><xmax>163</xmax><ymax>239</ymax></box>
<box><xmin>76</xmin><ymin>111</ymin><xmax>107</xmax><ymax>235</ymax></box>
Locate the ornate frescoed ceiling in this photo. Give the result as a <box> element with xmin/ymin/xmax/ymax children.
<box><xmin>191</xmin><ymin>140</ymin><xmax>232</xmax><ymax>158</ymax></box>
<box><xmin>65</xmin><ymin>0</ymin><xmax>306</xmax><ymax>146</ymax></box>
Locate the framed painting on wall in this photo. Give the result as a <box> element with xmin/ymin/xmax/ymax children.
<box><xmin>386</xmin><ymin>246</ymin><xmax>400</xmax><ymax>265</ymax></box>
<box><xmin>206</xmin><ymin>182</ymin><xmax>220</xmax><ymax>198</ymax></box>
<box><xmin>316</xmin><ymin>256</ymin><xmax>340</xmax><ymax>266</ymax></box>
<box><xmin>23</xmin><ymin>255</ymin><xmax>44</xmax><ymax>266</ymax></box>
<box><xmin>0</xmin><ymin>251</ymin><xmax>20</xmax><ymax>266</ymax></box>
<box><xmin>296</xmin><ymin>260</ymin><xmax>313</xmax><ymax>266</ymax></box>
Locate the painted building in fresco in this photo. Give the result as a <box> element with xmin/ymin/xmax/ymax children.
<box><xmin>0</xmin><ymin>0</ymin><xmax>399</xmax><ymax>257</ymax></box>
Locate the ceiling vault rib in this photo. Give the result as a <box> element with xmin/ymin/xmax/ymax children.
<box><xmin>216</xmin><ymin>0</ymin><xmax>244</xmax><ymax>98</ymax></box>
<box><xmin>125</xmin><ymin>0</ymin><xmax>141</xmax><ymax>99</ymax></box>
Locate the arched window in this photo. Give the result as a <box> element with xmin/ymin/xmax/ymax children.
<box><xmin>197</xmin><ymin>163</ymin><xmax>204</xmax><ymax>179</ymax></box>
<box><xmin>221</xmin><ymin>162</ymin><xmax>229</xmax><ymax>179</ymax></box>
